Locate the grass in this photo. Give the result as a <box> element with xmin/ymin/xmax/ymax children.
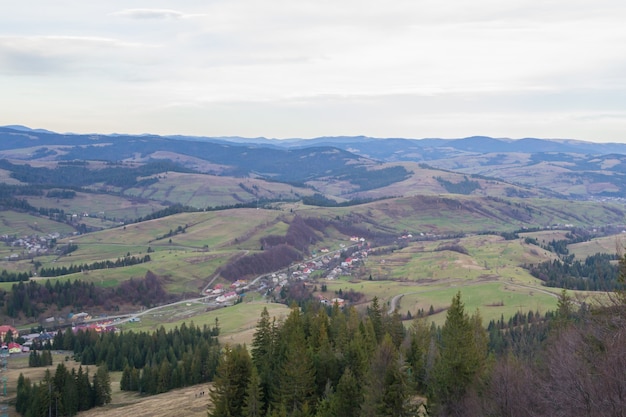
<box><xmin>0</xmin><ymin>210</ymin><xmax>75</xmax><ymax>236</ymax></box>
<box><xmin>5</xmin><ymin>351</ymin><xmax>212</xmax><ymax>417</ymax></box>
<box><xmin>568</xmin><ymin>234</ymin><xmax>626</xmax><ymax>259</ymax></box>
<box><xmin>121</xmin><ymin>299</ymin><xmax>290</xmax><ymax>347</ymax></box>
<box><xmin>25</xmin><ymin>193</ymin><xmax>164</xmax><ymax>222</ymax></box>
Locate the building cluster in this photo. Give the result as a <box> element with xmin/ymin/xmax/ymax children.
<box><xmin>1</xmin><ymin>233</ymin><xmax>61</xmax><ymax>259</ymax></box>
<box><xmin>206</xmin><ymin>280</ymin><xmax>249</xmax><ymax>303</ymax></box>
<box><xmin>0</xmin><ymin>325</ymin><xmax>28</xmax><ymax>353</ymax></box>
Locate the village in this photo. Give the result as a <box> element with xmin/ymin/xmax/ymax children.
<box><xmin>0</xmin><ymin>233</ymin><xmax>63</xmax><ymax>260</ymax></box>
<box><xmin>0</xmin><ymin>232</ymin><xmax>416</xmax><ymax>353</ymax></box>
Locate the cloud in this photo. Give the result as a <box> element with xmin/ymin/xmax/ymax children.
<box><xmin>2</xmin><ymin>0</ymin><xmax>626</xmax><ymax>141</ymax></box>
<box><xmin>0</xmin><ymin>35</ymin><xmax>155</xmax><ymax>76</ymax></box>
<box><xmin>112</xmin><ymin>9</ymin><xmax>197</xmax><ymax>20</ymax></box>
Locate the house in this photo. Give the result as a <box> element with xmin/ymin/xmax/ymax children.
<box><xmin>0</xmin><ymin>325</ymin><xmax>18</xmax><ymax>342</ymax></box>
<box><xmin>231</xmin><ymin>280</ymin><xmax>248</xmax><ymax>288</ymax></box>
<box><xmin>331</xmin><ymin>298</ymin><xmax>345</xmax><ymax>307</ymax></box>
<box><xmin>8</xmin><ymin>342</ymin><xmax>22</xmax><ymax>354</ymax></box>
<box><xmin>216</xmin><ymin>291</ymin><xmax>238</xmax><ymax>303</ymax></box>
<box><xmin>71</xmin><ymin>312</ymin><xmax>91</xmax><ymax>322</ymax></box>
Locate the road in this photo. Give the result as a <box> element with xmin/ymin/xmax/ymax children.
<box><xmin>111</xmin><ymin>244</ymin><xmax>360</xmax><ymax>326</ymax></box>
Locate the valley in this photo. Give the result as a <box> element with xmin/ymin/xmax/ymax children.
<box><xmin>1</xmin><ymin>126</ymin><xmax>626</xmax><ymax>416</ymax></box>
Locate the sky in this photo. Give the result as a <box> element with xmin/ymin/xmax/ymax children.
<box><xmin>1</xmin><ymin>1</ymin><xmax>626</xmax><ymax>142</ymax></box>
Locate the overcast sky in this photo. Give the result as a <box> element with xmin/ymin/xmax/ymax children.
<box><xmin>2</xmin><ymin>1</ymin><xmax>626</xmax><ymax>142</ymax></box>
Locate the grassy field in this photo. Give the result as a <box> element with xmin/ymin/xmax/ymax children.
<box><xmin>123</xmin><ymin>172</ymin><xmax>313</xmax><ymax>209</ymax></box>
<box><xmin>0</xmin><ymin>211</ymin><xmax>75</xmax><ymax>236</ymax></box>
<box><xmin>568</xmin><ymin>233</ymin><xmax>626</xmax><ymax>258</ymax></box>
<box><xmin>316</xmin><ymin>234</ymin><xmax>573</xmax><ymax>327</ymax></box>
<box><xmin>0</xmin><ymin>197</ymin><xmax>623</xmax><ymax>416</ymax></box>
<box><xmin>4</xmin><ymin>351</ymin><xmax>213</xmax><ymax>417</ymax></box>
<box><xmin>24</xmin><ymin>193</ymin><xmax>164</xmax><ymax>223</ymax></box>
<box><xmin>120</xmin><ymin>300</ymin><xmax>291</xmax><ymax>347</ymax></box>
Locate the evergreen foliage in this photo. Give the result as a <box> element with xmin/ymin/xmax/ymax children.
<box><xmin>435</xmin><ymin>176</ymin><xmax>481</xmax><ymax>194</ymax></box>
<box><xmin>428</xmin><ymin>292</ymin><xmax>488</xmax><ymax>415</ymax></box>
<box><xmin>38</xmin><ymin>254</ymin><xmax>151</xmax><ymax>277</ymax></box>
<box><xmin>3</xmin><ymin>271</ymin><xmax>176</xmax><ymax>318</ymax></box>
<box><xmin>524</xmin><ymin>252</ymin><xmax>620</xmax><ymax>290</ymax></box>
<box><xmin>16</xmin><ymin>364</ymin><xmax>111</xmax><ymax>417</ymax></box>
<box><xmin>29</xmin><ymin>349</ymin><xmax>53</xmax><ymax>367</ymax></box>
<box><xmin>209</xmin><ymin>345</ymin><xmax>253</xmax><ymax>417</ymax></box>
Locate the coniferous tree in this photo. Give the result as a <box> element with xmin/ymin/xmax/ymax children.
<box><xmin>429</xmin><ymin>291</ymin><xmax>488</xmax><ymax>416</ymax></box>
<box><xmin>361</xmin><ymin>334</ymin><xmax>411</xmax><ymax>417</ymax></box>
<box><xmin>251</xmin><ymin>306</ymin><xmax>276</xmax><ymax>412</ymax></box>
<box><xmin>243</xmin><ymin>365</ymin><xmax>265</xmax><ymax>417</ymax></box>
<box><xmin>275</xmin><ymin>309</ymin><xmax>316</xmax><ymax>415</ymax></box>
<box><xmin>405</xmin><ymin>318</ymin><xmax>432</xmax><ymax>393</ymax></box>
<box><xmin>332</xmin><ymin>367</ymin><xmax>362</xmax><ymax>417</ymax></box>
<box><xmin>76</xmin><ymin>366</ymin><xmax>93</xmax><ymax>411</ymax></box>
<box><xmin>367</xmin><ymin>296</ymin><xmax>384</xmax><ymax>343</ymax></box>
<box><xmin>209</xmin><ymin>344</ymin><xmax>253</xmax><ymax>417</ymax></box>
<box><xmin>92</xmin><ymin>365</ymin><xmax>112</xmax><ymax>406</ymax></box>
<box><xmin>15</xmin><ymin>373</ymin><xmax>31</xmax><ymax>415</ymax></box>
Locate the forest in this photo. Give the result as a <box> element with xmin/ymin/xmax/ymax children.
<box><xmin>1</xmin><ymin>271</ymin><xmax>177</xmax><ymax>318</ymax></box>
<box><xmin>434</xmin><ymin>176</ymin><xmax>481</xmax><ymax>195</ymax></box>
<box><xmin>37</xmin><ymin>254</ymin><xmax>151</xmax><ymax>277</ymax></box>
<box><xmin>523</xmin><ymin>252</ymin><xmax>620</xmax><ymax>290</ymax></box>
<box><xmin>16</xmin><ymin>364</ymin><xmax>112</xmax><ymax>417</ymax></box>
<box><xmin>206</xmin><ymin>292</ymin><xmax>626</xmax><ymax>417</ymax></box>
<box><xmin>15</xmin><ymin>264</ymin><xmax>626</xmax><ymax>417</ymax></box>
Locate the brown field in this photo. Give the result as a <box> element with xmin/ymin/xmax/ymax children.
<box><xmin>78</xmin><ymin>384</ymin><xmax>213</xmax><ymax>417</ymax></box>
<box><xmin>4</xmin><ymin>353</ymin><xmax>213</xmax><ymax>417</ymax></box>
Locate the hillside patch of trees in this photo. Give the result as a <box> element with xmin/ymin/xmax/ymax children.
<box><xmin>38</xmin><ymin>254</ymin><xmax>151</xmax><ymax>277</ymax></box>
<box><xmin>52</xmin><ymin>322</ymin><xmax>221</xmax><ymax>396</ymax></box>
<box><xmin>16</xmin><ymin>364</ymin><xmax>111</xmax><ymax>416</ymax></box>
<box><xmin>435</xmin><ymin>176</ymin><xmax>481</xmax><ymax>194</ymax></box>
<box><xmin>2</xmin><ymin>271</ymin><xmax>176</xmax><ymax>318</ymax></box>
<box><xmin>524</xmin><ymin>252</ymin><xmax>620</xmax><ymax>290</ymax></box>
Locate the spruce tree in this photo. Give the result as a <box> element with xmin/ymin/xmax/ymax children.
<box><xmin>93</xmin><ymin>365</ymin><xmax>112</xmax><ymax>406</ymax></box>
<box><xmin>243</xmin><ymin>365</ymin><xmax>264</xmax><ymax>417</ymax></box>
<box><xmin>332</xmin><ymin>367</ymin><xmax>362</xmax><ymax>417</ymax></box>
<box><xmin>361</xmin><ymin>334</ymin><xmax>411</xmax><ymax>417</ymax></box>
<box><xmin>429</xmin><ymin>291</ymin><xmax>487</xmax><ymax>415</ymax></box>
<box><xmin>367</xmin><ymin>296</ymin><xmax>384</xmax><ymax>343</ymax></box>
<box><xmin>209</xmin><ymin>344</ymin><xmax>253</xmax><ymax>417</ymax></box>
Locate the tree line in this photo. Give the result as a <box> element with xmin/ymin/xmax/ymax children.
<box><xmin>29</xmin><ymin>349</ymin><xmax>53</xmax><ymax>367</ymax></box>
<box><xmin>1</xmin><ymin>271</ymin><xmax>177</xmax><ymax>318</ymax></box>
<box><xmin>38</xmin><ymin>254</ymin><xmax>151</xmax><ymax>277</ymax></box>
<box><xmin>523</xmin><ymin>252</ymin><xmax>620</xmax><ymax>290</ymax></box>
<box><xmin>52</xmin><ymin>321</ymin><xmax>221</xmax><ymax>396</ymax></box>
<box><xmin>209</xmin><ymin>268</ymin><xmax>626</xmax><ymax>417</ymax></box>
<box><xmin>0</xmin><ymin>269</ymin><xmax>32</xmax><ymax>283</ymax></box>
<box><xmin>16</xmin><ymin>364</ymin><xmax>111</xmax><ymax>417</ymax></box>
<box><xmin>209</xmin><ymin>294</ymin><xmax>490</xmax><ymax>416</ymax></box>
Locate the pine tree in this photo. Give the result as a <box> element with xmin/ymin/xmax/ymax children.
<box><xmin>276</xmin><ymin>309</ymin><xmax>316</xmax><ymax>415</ymax></box>
<box><xmin>429</xmin><ymin>291</ymin><xmax>488</xmax><ymax>415</ymax></box>
<box><xmin>361</xmin><ymin>334</ymin><xmax>411</xmax><ymax>417</ymax></box>
<box><xmin>15</xmin><ymin>373</ymin><xmax>31</xmax><ymax>415</ymax></box>
<box><xmin>209</xmin><ymin>345</ymin><xmax>253</xmax><ymax>417</ymax></box>
<box><xmin>367</xmin><ymin>296</ymin><xmax>384</xmax><ymax>343</ymax></box>
<box><xmin>251</xmin><ymin>307</ymin><xmax>275</xmax><ymax>394</ymax></box>
<box><xmin>405</xmin><ymin>318</ymin><xmax>432</xmax><ymax>393</ymax></box>
<box><xmin>243</xmin><ymin>365</ymin><xmax>264</xmax><ymax>417</ymax></box>
<box><xmin>331</xmin><ymin>367</ymin><xmax>362</xmax><ymax>417</ymax></box>
<box><xmin>93</xmin><ymin>365</ymin><xmax>112</xmax><ymax>406</ymax></box>
<box><xmin>76</xmin><ymin>366</ymin><xmax>93</xmax><ymax>411</ymax></box>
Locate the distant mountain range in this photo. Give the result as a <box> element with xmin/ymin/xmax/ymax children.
<box><xmin>2</xmin><ymin>125</ymin><xmax>626</xmax><ymax>200</ymax></box>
